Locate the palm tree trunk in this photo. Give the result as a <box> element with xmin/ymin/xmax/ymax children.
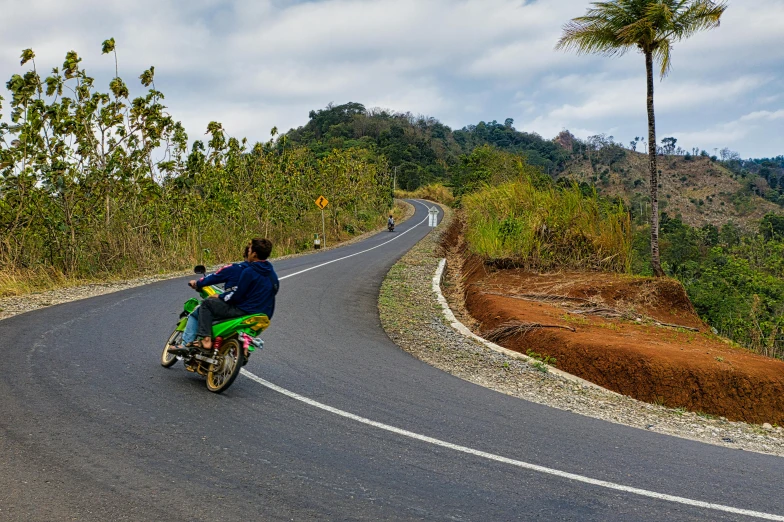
<box><xmin>646</xmin><ymin>50</ymin><xmax>664</xmax><ymax>277</ymax></box>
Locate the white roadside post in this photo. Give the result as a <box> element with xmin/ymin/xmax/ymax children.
<box><xmin>428</xmin><ymin>206</ymin><xmax>439</xmax><ymax>227</ymax></box>
<box><xmin>321</xmin><ymin>209</ymin><xmax>326</xmax><ymax>248</ymax></box>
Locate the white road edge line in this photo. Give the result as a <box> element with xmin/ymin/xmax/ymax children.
<box><xmin>241</xmin><ymin>370</ymin><xmax>782</xmax><ymax>521</ymax></box>
<box><xmin>279</xmin><ymin>200</ymin><xmax>433</xmax><ymax>281</ymax></box>
<box><xmin>242</xmin><ymin>200</ymin><xmax>784</xmax><ymax>521</ymax></box>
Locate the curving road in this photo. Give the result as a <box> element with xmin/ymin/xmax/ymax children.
<box><xmin>1</xmin><ymin>200</ymin><xmax>782</xmax><ymax>521</ymax></box>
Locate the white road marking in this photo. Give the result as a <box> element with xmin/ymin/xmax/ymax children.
<box><xmin>279</xmin><ymin>200</ymin><xmax>433</xmax><ymax>281</ymax></box>
<box><xmin>241</xmin><ymin>370</ymin><xmax>783</xmax><ymax>521</ymax></box>
<box><xmin>244</xmin><ymin>200</ymin><xmax>784</xmax><ymax>521</ymax></box>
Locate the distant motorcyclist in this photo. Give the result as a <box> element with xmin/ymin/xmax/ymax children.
<box><xmin>387</xmin><ymin>214</ymin><xmax>395</xmax><ymax>231</ymax></box>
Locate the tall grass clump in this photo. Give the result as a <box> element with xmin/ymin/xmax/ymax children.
<box><xmin>462</xmin><ymin>180</ymin><xmax>632</xmax><ymax>273</ymax></box>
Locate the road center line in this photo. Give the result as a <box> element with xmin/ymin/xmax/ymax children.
<box><xmin>243</xmin><ymin>199</ymin><xmax>784</xmax><ymax>521</ymax></box>
<box><xmin>279</xmin><ymin>200</ymin><xmax>433</xmax><ymax>281</ymax></box>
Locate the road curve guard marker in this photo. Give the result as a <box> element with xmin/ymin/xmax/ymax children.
<box><xmin>431</xmin><ymin>258</ymin><xmax>614</xmax><ymax>393</ymax></box>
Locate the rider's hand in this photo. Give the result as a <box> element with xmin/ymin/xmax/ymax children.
<box><xmin>188</xmin><ymin>280</ymin><xmax>197</xmax><ymax>289</ymax></box>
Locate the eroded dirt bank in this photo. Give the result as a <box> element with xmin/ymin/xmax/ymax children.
<box><xmin>444</xmin><ymin>218</ymin><xmax>784</xmax><ymax>425</ymax></box>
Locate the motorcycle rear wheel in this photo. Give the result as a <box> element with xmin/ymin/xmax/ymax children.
<box><xmin>206</xmin><ymin>338</ymin><xmax>243</xmax><ymax>393</ymax></box>
<box><xmin>161</xmin><ymin>329</ymin><xmax>182</xmax><ymax>368</ymax></box>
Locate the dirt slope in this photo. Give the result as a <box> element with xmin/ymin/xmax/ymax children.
<box><xmin>446</xmin><ymin>220</ymin><xmax>784</xmax><ymax>424</ymax></box>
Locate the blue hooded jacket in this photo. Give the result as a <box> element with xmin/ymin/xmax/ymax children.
<box><xmin>196</xmin><ymin>261</ymin><xmax>250</xmax><ymax>293</ymax></box>
<box><xmin>220</xmin><ymin>260</ymin><xmax>279</xmax><ymax>318</ymax></box>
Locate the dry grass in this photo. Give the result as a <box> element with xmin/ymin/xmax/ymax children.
<box><xmin>395</xmin><ymin>183</ymin><xmax>455</xmax><ymax>206</ymax></box>
<box><xmin>560</xmin><ymin>152</ymin><xmax>781</xmax><ymax>230</ymax></box>
<box><xmin>461</xmin><ymin>180</ymin><xmax>632</xmax><ymax>272</ymax></box>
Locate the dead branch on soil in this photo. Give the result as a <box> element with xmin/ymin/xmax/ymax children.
<box><xmin>481</xmin><ymin>292</ymin><xmax>700</xmax><ymax>332</ymax></box>
<box><xmin>483</xmin><ymin>320</ymin><xmax>576</xmax><ymax>343</ymax></box>
<box><xmin>484</xmin><ymin>291</ymin><xmax>595</xmax><ymax>304</ymax></box>
<box><xmin>569</xmin><ymin>306</ymin><xmax>634</xmax><ymax>319</ymax></box>
<box><xmin>653</xmin><ymin>321</ymin><xmax>700</xmax><ymax>332</ymax></box>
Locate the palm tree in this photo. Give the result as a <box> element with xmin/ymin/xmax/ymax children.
<box><xmin>556</xmin><ymin>1</ymin><xmax>726</xmax><ymax>277</ymax></box>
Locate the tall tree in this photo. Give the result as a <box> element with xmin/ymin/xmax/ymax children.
<box><xmin>556</xmin><ymin>0</ymin><xmax>726</xmax><ymax>276</ymax></box>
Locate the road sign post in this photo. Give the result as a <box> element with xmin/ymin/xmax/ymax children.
<box><xmin>315</xmin><ymin>196</ymin><xmax>329</xmax><ymax>248</ymax></box>
<box><xmin>428</xmin><ymin>206</ymin><xmax>439</xmax><ymax>227</ymax></box>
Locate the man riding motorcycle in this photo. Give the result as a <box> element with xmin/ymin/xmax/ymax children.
<box><xmin>170</xmin><ymin>238</ymin><xmax>278</xmax><ymax>356</ymax></box>
<box><xmin>173</xmin><ymin>246</ymin><xmax>251</xmax><ymax>350</ymax></box>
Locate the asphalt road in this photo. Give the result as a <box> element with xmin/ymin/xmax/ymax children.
<box><xmin>1</xmin><ymin>200</ymin><xmax>783</xmax><ymax>521</ymax></box>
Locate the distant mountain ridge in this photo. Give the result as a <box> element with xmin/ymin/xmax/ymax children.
<box><xmin>284</xmin><ymin>102</ymin><xmax>784</xmax><ymax>228</ymax></box>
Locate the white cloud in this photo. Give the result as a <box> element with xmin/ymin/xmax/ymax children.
<box><xmin>741</xmin><ymin>110</ymin><xmax>784</xmax><ymax>122</ymax></box>
<box><xmin>0</xmin><ymin>0</ymin><xmax>782</xmax><ymax>157</ymax></box>
<box><xmin>672</xmin><ymin>109</ymin><xmax>784</xmax><ymax>156</ymax></box>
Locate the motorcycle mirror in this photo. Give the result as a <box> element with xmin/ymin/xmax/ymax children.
<box><xmin>194</xmin><ymin>265</ymin><xmax>206</xmax><ymax>275</ymax></box>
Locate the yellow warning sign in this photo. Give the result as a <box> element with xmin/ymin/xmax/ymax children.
<box><xmin>315</xmin><ymin>195</ymin><xmax>329</xmax><ymax>210</ymax></box>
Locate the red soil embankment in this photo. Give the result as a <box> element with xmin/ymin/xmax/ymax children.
<box><xmin>445</xmin><ymin>219</ymin><xmax>784</xmax><ymax>424</ymax></box>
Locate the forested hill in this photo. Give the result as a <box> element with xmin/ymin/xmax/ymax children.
<box><xmin>283</xmin><ymin>102</ymin><xmax>569</xmax><ymax>190</ymax></box>
<box><xmin>284</xmin><ymin>102</ymin><xmax>784</xmax><ymax>228</ymax></box>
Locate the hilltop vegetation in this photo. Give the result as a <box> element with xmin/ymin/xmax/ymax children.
<box><xmin>284</xmin><ymin>102</ymin><xmax>784</xmax><ymax>231</ymax></box>
<box><xmin>284</xmin><ymin>102</ymin><xmax>569</xmax><ymax>191</ymax></box>
<box><xmin>554</xmin><ymin>134</ymin><xmax>784</xmax><ymax>230</ymax></box>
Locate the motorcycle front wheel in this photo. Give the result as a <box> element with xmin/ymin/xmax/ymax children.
<box><xmin>206</xmin><ymin>338</ymin><xmax>243</xmax><ymax>393</ymax></box>
<box><xmin>161</xmin><ymin>329</ymin><xmax>182</xmax><ymax>368</ymax></box>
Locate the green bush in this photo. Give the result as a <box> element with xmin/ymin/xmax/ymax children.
<box><xmin>634</xmin><ymin>215</ymin><xmax>784</xmax><ymax>359</ymax></box>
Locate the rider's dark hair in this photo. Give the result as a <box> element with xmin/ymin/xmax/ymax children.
<box><xmin>250</xmin><ymin>238</ymin><xmax>273</xmax><ymax>260</ymax></box>
<box><xmin>243</xmin><ymin>245</ymin><xmax>250</xmax><ymax>259</ymax></box>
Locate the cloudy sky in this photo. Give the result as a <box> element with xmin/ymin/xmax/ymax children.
<box><xmin>1</xmin><ymin>0</ymin><xmax>782</xmax><ymax>158</ymax></box>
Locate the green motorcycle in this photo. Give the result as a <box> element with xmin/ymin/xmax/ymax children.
<box><xmin>160</xmin><ymin>265</ymin><xmax>269</xmax><ymax>393</ymax></box>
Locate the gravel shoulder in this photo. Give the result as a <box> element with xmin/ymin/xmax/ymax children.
<box><xmin>378</xmin><ymin>202</ymin><xmax>784</xmax><ymax>458</ymax></box>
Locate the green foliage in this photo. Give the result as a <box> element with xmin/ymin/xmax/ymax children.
<box><xmin>284</xmin><ymin>103</ymin><xmax>570</xmax><ymax>191</ymax></box>
<box><xmin>556</xmin><ymin>0</ymin><xmax>727</xmax><ymax>78</ymax></box>
<box><xmin>759</xmin><ymin>213</ymin><xmax>784</xmax><ymax>240</ymax></box>
<box><xmin>450</xmin><ymin>145</ymin><xmax>551</xmax><ymax>199</ymax></box>
<box><xmin>633</xmin><ymin>214</ymin><xmax>784</xmax><ymax>359</ymax></box>
<box><xmin>526</xmin><ymin>349</ymin><xmax>557</xmax><ymax>372</ymax></box>
<box><xmin>0</xmin><ymin>43</ymin><xmax>392</xmax><ymax>294</ymax></box>
<box><xmin>395</xmin><ymin>183</ymin><xmax>455</xmax><ymax>206</ymax></box>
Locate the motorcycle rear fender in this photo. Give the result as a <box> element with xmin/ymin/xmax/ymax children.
<box><xmin>212</xmin><ymin>314</ymin><xmax>270</xmax><ymax>339</ymax></box>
